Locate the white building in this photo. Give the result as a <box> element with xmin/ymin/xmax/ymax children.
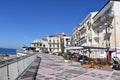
<box><xmin>70</xmin><ymin>0</ymin><xmax>120</xmax><ymax>60</ymax></box>
<box><xmin>31</xmin><ymin>33</ymin><xmax>71</xmax><ymax>54</ymax></box>
<box><xmin>46</xmin><ymin>33</ymin><xmax>71</xmax><ymax>53</ymax></box>
<box><xmin>92</xmin><ymin>0</ymin><xmax>120</xmax><ymax>60</ymax></box>
<box><xmin>71</xmin><ymin>12</ymin><xmax>98</xmax><ymax>58</ymax></box>
<box><xmin>31</xmin><ymin>38</ymin><xmax>49</xmax><ymax>52</ymax></box>
<box><xmin>46</xmin><ymin>35</ymin><xmax>61</xmax><ymax>53</ymax></box>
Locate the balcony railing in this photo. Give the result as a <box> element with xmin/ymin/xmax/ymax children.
<box><xmin>88</xmin><ymin>36</ymin><xmax>92</xmax><ymax>40</ymax></box>
<box><xmin>80</xmin><ymin>34</ymin><xmax>87</xmax><ymax>40</ymax></box>
<box><xmin>79</xmin><ymin>26</ymin><xmax>87</xmax><ymax>32</ymax></box>
<box><xmin>93</xmin><ymin>10</ymin><xmax>114</xmax><ymax>29</ymax></box>
<box><xmin>94</xmin><ymin>34</ymin><xmax>99</xmax><ymax>42</ymax></box>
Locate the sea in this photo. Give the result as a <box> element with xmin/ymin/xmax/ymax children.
<box><xmin>0</xmin><ymin>48</ymin><xmax>16</xmax><ymax>55</ymax></box>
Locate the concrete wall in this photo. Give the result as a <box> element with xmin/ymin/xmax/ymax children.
<box><xmin>0</xmin><ymin>54</ymin><xmax>37</xmax><ymax>80</ymax></box>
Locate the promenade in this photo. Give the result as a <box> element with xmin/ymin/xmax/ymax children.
<box><xmin>21</xmin><ymin>53</ymin><xmax>120</xmax><ymax>80</ymax></box>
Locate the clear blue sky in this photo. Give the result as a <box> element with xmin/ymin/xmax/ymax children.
<box><xmin>0</xmin><ymin>0</ymin><xmax>108</xmax><ymax>49</ymax></box>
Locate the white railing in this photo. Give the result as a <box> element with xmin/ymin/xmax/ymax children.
<box><xmin>93</xmin><ymin>10</ymin><xmax>114</xmax><ymax>29</ymax></box>
<box><xmin>0</xmin><ymin>53</ymin><xmax>37</xmax><ymax>80</ymax></box>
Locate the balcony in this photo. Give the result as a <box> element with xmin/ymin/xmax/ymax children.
<box><xmin>94</xmin><ymin>34</ymin><xmax>99</xmax><ymax>42</ymax></box>
<box><xmin>93</xmin><ymin>10</ymin><xmax>114</xmax><ymax>29</ymax></box>
<box><xmin>80</xmin><ymin>34</ymin><xmax>87</xmax><ymax>40</ymax></box>
<box><xmin>81</xmin><ymin>43</ymin><xmax>87</xmax><ymax>46</ymax></box>
<box><xmin>105</xmin><ymin>10</ymin><xmax>114</xmax><ymax>20</ymax></box>
<box><xmin>88</xmin><ymin>36</ymin><xmax>92</xmax><ymax>41</ymax></box>
<box><xmin>88</xmin><ymin>32</ymin><xmax>92</xmax><ymax>40</ymax></box>
<box><xmin>79</xmin><ymin>26</ymin><xmax>87</xmax><ymax>32</ymax></box>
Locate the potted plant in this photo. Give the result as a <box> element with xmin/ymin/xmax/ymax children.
<box><xmin>102</xmin><ymin>61</ymin><xmax>112</xmax><ymax>69</ymax></box>
<box><xmin>92</xmin><ymin>60</ymin><xmax>100</xmax><ymax>69</ymax></box>
<box><xmin>81</xmin><ymin>61</ymin><xmax>92</xmax><ymax>68</ymax></box>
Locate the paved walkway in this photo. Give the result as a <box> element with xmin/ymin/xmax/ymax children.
<box><xmin>18</xmin><ymin>56</ymin><xmax>41</xmax><ymax>80</ymax></box>
<box><xmin>36</xmin><ymin>53</ymin><xmax>120</xmax><ymax>80</ymax></box>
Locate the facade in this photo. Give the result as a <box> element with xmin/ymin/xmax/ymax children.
<box><xmin>71</xmin><ymin>12</ymin><xmax>98</xmax><ymax>58</ymax></box>
<box><xmin>92</xmin><ymin>0</ymin><xmax>120</xmax><ymax>60</ymax></box>
<box><xmin>46</xmin><ymin>35</ymin><xmax>61</xmax><ymax>53</ymax></box>
<box><xmin>71</xmin><ymin>12</ymin><xmax>97</xmax><ymax>47</ymax></box>
<box><xmin>46</xmin><ymin>33</ymin><xmax>71</xmax><ymax>53</ymax></box>
<box><xmin>31</xmin><ymin>33</ymin><xmax>71</xmax><ymax>53</ymax></box>
<box><xmin>31</xmin><ymin>39</ymin><xmax>49</xmax><ymax>52</ymax></box>
<box><xmin>71</xmin><ymin>0</ymin><xmax>120</xmax><ymax>59</ymax></box>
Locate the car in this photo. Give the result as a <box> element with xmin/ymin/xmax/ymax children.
<box><xmin>78</xmin><ymin>55</ymin><xmax>89</xmax><ymax>61</ymax></box>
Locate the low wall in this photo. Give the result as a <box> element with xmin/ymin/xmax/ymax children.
<box><xmin>0</xmin><ymin>53</ymin><xmax>37</xmax><ymax>80</ymax></box>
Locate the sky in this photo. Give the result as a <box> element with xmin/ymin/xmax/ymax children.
<box><xmin>0</xmin><ymin>0</ymin><xmax>108</xmax><ymax>49</ymax></box>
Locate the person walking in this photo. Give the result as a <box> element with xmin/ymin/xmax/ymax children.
<box><xmin>68</xmin><ymin>53</ymin><xmax>72</xmax><ymax>63</ymax></box>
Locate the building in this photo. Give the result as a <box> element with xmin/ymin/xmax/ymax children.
<box><xmin>46</xmin><ymin>35</ymin><xmax>61</xmax><ymax>53</ymax></box>
<box><xmin>71</xmin><ymin>12</ymin><xmax>98</xmax><ymax>58</ymax></box>
<box><xmin>70</xmin><ymin>0</ymin><xmax>120</xmax><ymax>59</ymax></box>
<box><xmin>92</xmin><ymin>0</ymin><xmax>120</xmax><ymax>60</ymax></box>
<box><xmin>31</xmin><ymin>33</ymin><xmax>71</xmax><ymax>53</ymax></box>
<box><xmin>46</xmin><ymin>33</ymin><xmax>71</xmax><ymax>53</ymax></box>
<box><xmin>31</xmin><ymin>38</ymin><xmax>49</xmax><ymax>52</ymax></box>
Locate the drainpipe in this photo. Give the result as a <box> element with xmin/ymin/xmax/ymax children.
<box><xmin>113</xmin><ymin>10</ymin><xmax>117</xmax><ymax>57</ymax></box>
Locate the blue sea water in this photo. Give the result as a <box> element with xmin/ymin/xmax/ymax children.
<box><xmin>0</xmin><ymin>48</ymin><xmax>16</xmax><ymax>55</ymax></box>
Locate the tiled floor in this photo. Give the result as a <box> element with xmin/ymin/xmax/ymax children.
<box><xmin>19</xmin><ymin>53</ymin><xmax>120</xmax><ymax>80</ymax></box>
<box><xmin>18</xmin><ymin>57</ymin><xmax>41</xmax><ymax>80</ymax></box>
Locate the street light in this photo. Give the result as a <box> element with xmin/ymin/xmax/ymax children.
<box><xmin>104</xmin><ymin>9</ymin><xmax>117</xmax><ymax>58</ymax></box>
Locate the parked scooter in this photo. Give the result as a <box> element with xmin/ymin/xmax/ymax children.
<box><xmin>112</xmin><ymin>57</ymin><xmax>120</xmax><ymax>70</ymax></box>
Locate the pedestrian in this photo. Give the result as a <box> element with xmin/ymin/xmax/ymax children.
<box><xmin>69</xmin><ymin>53</ymin><xmax>72</xmax><ymax>63</ymax></box>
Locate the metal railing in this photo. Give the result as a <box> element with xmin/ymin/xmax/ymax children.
<box><xmin>0</xmin><ymin>53</ymin><xmax>37</xmax><ymax>80</ymax></box>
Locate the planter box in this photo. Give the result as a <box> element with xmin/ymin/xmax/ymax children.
<box><xmin>103</xmin><ymin>65</ymin><xmax>111</xmax><ymax>69</ymax></box>
<box><xmin>93</xmin><ymin>65</ymin><xmax>100</xmax><ymax>69</ymax></box>
<box><xmin>82</xmin><ymin>64</ymin><xmax>91</xmax><ymax>68</ymax></box>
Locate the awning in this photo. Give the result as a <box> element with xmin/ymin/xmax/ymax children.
<box><xmin>66</xmin><ymin>46</ymin><xmax>108</xmax><ymax>50</ymax></box>
<box><xmin>66</xmin><ymin>47</ymin><xmax>83</xmax><ymax>50</ymax></box>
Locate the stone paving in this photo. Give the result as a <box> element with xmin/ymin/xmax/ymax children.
<box><xmin>36</xmin><ymin>53</ymin><xmax>120</xmax><ymax>80</ymax></box>
<box><xmin>18</xmin><ymin>53</ymin><xmax>120</xmax><ymax>80</ymax></box>
<box><xmin>18</xmin><ymin>56</ymin><xmax>41</xmax><ymax>80</ymax></box>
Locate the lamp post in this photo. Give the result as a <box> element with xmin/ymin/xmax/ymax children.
<box><xmin>105</xmin><ymin>9</ymin><xmax>117</xmax><ymax>59</ymax></box>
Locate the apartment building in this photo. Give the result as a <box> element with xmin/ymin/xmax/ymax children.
<box><xmin>71</xmin><ymin>12</ymin><xmax>98</xmax><ymax>58</ymax></box>
<box><xmin>46</xmin><ymin>33</ymin><xmax>71</xmax><ymax>53</ymax></box>
<box><xmin>71</xmin><ymin>0</ymin><xmax>120</xmax><ymax>59</ymax></box>
<box><xmin>92</xmin><ymin>0</ymin><xmax>120</xmax><ymax>60</ymax></box>
<box><xmin>46</xmin><ymin>35</ymin><xmax>61</xmax><ymax>53</ymax></box>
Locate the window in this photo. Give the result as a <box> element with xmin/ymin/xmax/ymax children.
<box><xmin>53</xmin><ymin>40</ymin><xmax>55</xmax><ymax>43</ymax></box>
<box><xmin>57</xmin><ymin>40</ymin><xmax>59</xmax><ymax>43</ymax></box>
<box><xmin>50</xmin><ymin>44</ymin><xmax>51</xmax><ymax>47</ymax></box>
<box><xmin>49</xmin><ymin>40</ymin><xmax>51</xmax><ymax>42</ymax></box>
<box><xmin>53</xmin><ymin>44</ymin><xmax>55</xmax><ymax>47</ymax></box>
<box><xmin>50</xmin><ymin>49</ymin><xmax>51</xmax><ymax>51</ymax></box>
<box><xmin>40</xmin><ymin>43</ymin><xmax>42</xmax><ymax>46</ymax></box>
<box><xmin>57</xmin><ymin>44</ymin><xmax>59</xmax><ymax>48</ymax></box>
<box><xmin>43</xmin><ymin>44</ymin><xmax>45</xmax><ymax>47</ymax></box>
